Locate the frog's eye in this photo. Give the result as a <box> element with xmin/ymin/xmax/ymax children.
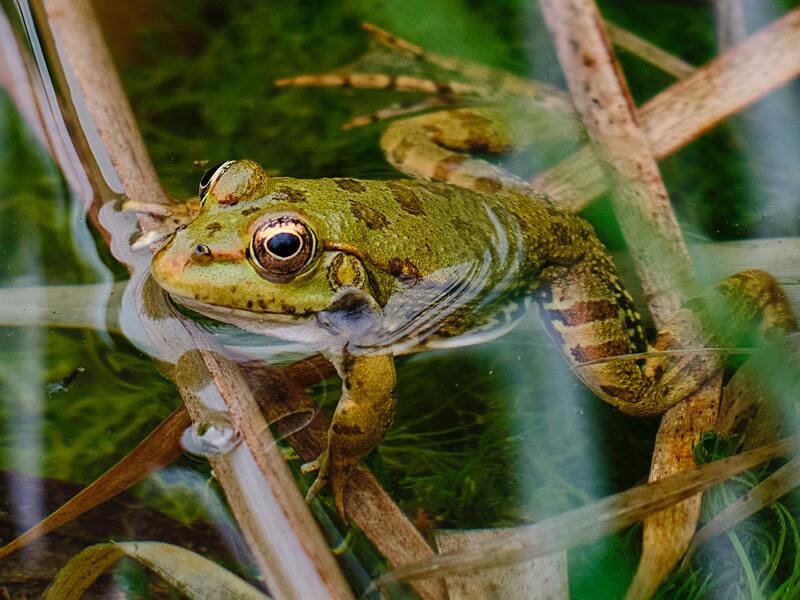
<box><xmin>250</xmin><ymin>216</ymin><xmax>316</xmax><ymax>282</ymax></box>
<box><xmin>199</xmin><ymin>161</ymin><xmax>234</xmax><ymax>203</ymax></box>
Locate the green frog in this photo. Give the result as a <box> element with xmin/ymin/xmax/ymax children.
<box><xmin>147</xmin><ymin>117</ymin><xmax>796</xmax><ymax>519</ymax></box>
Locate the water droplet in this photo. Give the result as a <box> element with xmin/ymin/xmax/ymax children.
<box><xmin>181</xmin><ymin>412</ymin><xmax>241</xmax><ymax>457</ymax></box>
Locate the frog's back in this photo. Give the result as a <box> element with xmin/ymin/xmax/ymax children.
<box><xmin>264</xmin><ymin>177</ymin><xmax>600</xmax><ymax>350</ymax></box>
<box><xmin>268</xmin><ymin>177</ymin><xmax>594</xmax><ymax>281</ymax></box>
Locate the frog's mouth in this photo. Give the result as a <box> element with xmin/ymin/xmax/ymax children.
<box><xmin>167</xmin><ymin>293</ymin><xmax>315</xmax><ymax>325</ymax></box>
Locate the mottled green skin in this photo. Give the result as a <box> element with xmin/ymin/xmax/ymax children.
<box><xmin>152</xmin><ymin>161</ymin><xmax>599</xmax><ymax>350</ymax></box>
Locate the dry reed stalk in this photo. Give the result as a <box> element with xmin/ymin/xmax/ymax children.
<box><xmin>0</xmin><ymin>5</ymin><xmax>97</xmax><ymax>228</ymax></box>
<box><xmin>533</xmin><ymin>7</ymin><xmax>800</xmax><ymax>212</ymax></box>
<box><xmin>537</xmin><ymin>2</ymin><xmax>723</xmax><ymax>599</ymax></box>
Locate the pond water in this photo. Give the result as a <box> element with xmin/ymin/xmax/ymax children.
<box><xmin>2</xmin><ymin>0</ymin><xmax>800</xmax><ymax>598</ymax></box>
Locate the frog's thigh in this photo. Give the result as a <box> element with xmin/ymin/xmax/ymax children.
<box><xmin>540</xmin><ymin>265</ymin><xmax>799</xmax><ymax>417</ymax></box>
<box><xmin>325</xmin><ymin>352</ymin><xmax>397</xmax><ymax>514</ymax></box>
<box><xmin>539</xmin><ymin>258</ymin><xmax>716</xmax><ymax>417</ymax></box>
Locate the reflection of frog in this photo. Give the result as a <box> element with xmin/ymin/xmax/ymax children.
<box><xmin>148</xmin><ymin>137</ymin><xmax>796</xmax><ymax>519</ymax></box>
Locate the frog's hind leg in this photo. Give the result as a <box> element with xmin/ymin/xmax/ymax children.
<box><xmin>275</xmin><ymin>23</ymin><xmax>573</xmax><ymax>130</ymax></box>
<box><xmin>381</xmin><ymin>106</ymin><xmax>579</xmax><ymax>197</ymax></box>
<box><xmin>275</xmin><ymin>72</ymin><xmax>490</xmax><ymax>98</ymax></box>
<box><xmin>275</xmin><ymin>72</ymin><xmax>488</xmax><ymax>130</ymax></box>
<box><xmin>342</xmin><ymin>97</ymin><xmax>455</xmax><ymax>130</ymax></box>
<box><xmin>361</xmin><ymin>23</ymin><xmax>572</xmax><ymax>111</ymax></box>
<box><xmin>539</xmin><ymin>260</ymin><xmax>798</xmax><ymax>417</ymax></box>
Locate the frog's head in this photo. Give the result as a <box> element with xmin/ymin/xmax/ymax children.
<box><xmin>151</xmin><ymin>160</ymin><xmax>375</xmax><ymax>336</ymax></box>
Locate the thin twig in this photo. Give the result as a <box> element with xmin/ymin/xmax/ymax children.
<box><xmin>606</xmin><ymin>21</ymin><xmax>696</xmax><ymax>79</ymax></box>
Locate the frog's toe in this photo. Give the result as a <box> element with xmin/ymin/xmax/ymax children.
<box><xmin>302</xmin><ymin>451</ymin><xmax>352</xmax><ymax>522</ymax></box>
<box><xmin>305</xmin><ymin>470</ymin><xmax>328</xmax><ymax>504</ymax></box>
<box><xmin>329</xmin><ymin>471</ymin><xmax>349</xmax><ymax>522</ymax></box>
<box><xmin>301</xmin><ymin>457</ymin><xmax>322</xmax><ymax>475</ymax></box>
<box><xmin>131</xmin><ymin>228</ymin><xmax>172</xmax><ymax>250</ymax></box>
<box><xmin>302</xmin><ymin>451</ymin><xmax>327</xmax><ymax>503</ymax></box>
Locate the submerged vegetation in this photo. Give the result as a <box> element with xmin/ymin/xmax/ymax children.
<box><xmin>2</xmin><ymin>0</ymin><xmax>800</xmax><ymax>597</ymax></box>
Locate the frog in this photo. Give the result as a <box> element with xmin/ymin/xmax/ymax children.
<box><xmin>137</xmin><ymin>25</ymin><xmax>799</xmax><ymax>521</ymax></box>
<box><xmin>147</xmin><ymin>145</ymin><xmax>797</xmax><ymax>520</ymax></box>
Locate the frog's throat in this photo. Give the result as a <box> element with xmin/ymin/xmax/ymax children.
<box><xmin>169</xmin><ymin>294</ymin><xmax>314</xmax><ymax>325</ymax></box>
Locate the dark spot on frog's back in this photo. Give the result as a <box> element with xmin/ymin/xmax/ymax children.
<box><xmin>334</xmin><ymin>178</ymin><xmax>368</xmax><ymax>193</ymax></box>
<box><xmin>388</xmin><ymin>257</ymin><xmax>421</xmax><ymax>284</ymax></box>
<box><xmin>205</xmin><ymin>222</ymin><xmax>223</xmax><ymax>235</ymax></box>
<box><xmin>275</xmin><ymin>185</ymin><xmax>307</xmax><ymax>203</ymax></box>
<box><xmin>387</xmin><ymin>182</ymin><xmax>425</xmax><ymax>216</ymax></box>
<box><xmin>549</xmin><ymin>221</ymin><xmax>572</xmax><ymax>246</ymax></box>
<box><xmin>241</xmin><ymin>206</ymin><xmax>261</xmax><ymax>217</ymax></box>
<box><xmin>350</xmin><ymin>200</ymin><xmax>388</xmax><ymax>230</ymax></box>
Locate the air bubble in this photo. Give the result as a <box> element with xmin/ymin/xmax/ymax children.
<box><xmin>181</xmin><ymin>413</ymin><xmax>241</xmax><ymax>458</ymax></box>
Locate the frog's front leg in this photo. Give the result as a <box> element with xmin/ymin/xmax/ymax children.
<box><xmin>304</xmin><ymin>350</ymin><xmax>397</xmax><ymax>520</ymax></box>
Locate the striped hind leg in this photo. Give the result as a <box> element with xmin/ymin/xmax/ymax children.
<box><xmin>274</xmin><ymin>23</ymin><xmax>574</xmax><ymax>130</ymax></box>
<box><xmin>274</xmin><ymin>72</ymin><xmax>491</xmax><ymax>98</ymax></box>
<box><xmin>539</xmin><ymin>262</ymin><xmax>798</xmax><ymax>417</ymax></box>
<box><xmin>360</xmin><ymin>23</ymin><xmax>573</xmax><ymax>111</ymax></box>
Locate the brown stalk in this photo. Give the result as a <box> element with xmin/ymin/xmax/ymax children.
<box><xmin>0</xmin><ymin>3</ymin><xmax>99</xmax><ymax>235</ymax></box>
<box><xmin>0</xmin><ymin>1</ymin><xmax>445</xmax><ymax>598</ymax></box>
<box><xmin>537</xmin><ymin>2</ymin><xmax>722</xmax><ymax>599</ymax></box>
<box><xmin>605</xmin><ymin>21</ymin><xmax>696</xmax><ymax>79</ymax></box>
<box><xmin>532</xmin><ymin>7</ymin><xmax>800</xmax><ymax>212</ymax></box>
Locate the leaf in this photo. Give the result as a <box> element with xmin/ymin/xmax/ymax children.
<box><xmin>0</xmin><ymin>407</ymin><xmax>189</xmax><ymax>559</ymax></box>
<box><xmin>43</xmin><ymin>541</ymin><xmax>270</xmax><ymax>600</ymax></box>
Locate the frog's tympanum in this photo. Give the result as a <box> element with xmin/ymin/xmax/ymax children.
<box><xmin>149</xmin><ymin>111</ymin><xmax>797</xmax><ymax>520</ymax></box>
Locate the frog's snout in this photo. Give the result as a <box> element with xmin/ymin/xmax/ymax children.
<box><xmin>150</xmin><ymin>243</ymin><xmax>189</xmax><ymax>291</ymax></box>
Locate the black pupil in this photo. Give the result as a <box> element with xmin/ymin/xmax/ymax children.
<box><xmin>267</xmin><ymin>232</ymin><xmax>301</xmax><ymax>258</ymax></box>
